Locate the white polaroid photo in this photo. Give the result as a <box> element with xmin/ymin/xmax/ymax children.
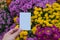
<box><xmin>20</xmin><ymin>12</ymin><xmax>31</xmax><ymax>30</ymax></box>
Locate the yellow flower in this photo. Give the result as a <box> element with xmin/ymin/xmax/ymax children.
<box><xmin>51</xmin><ymin>20</ymin><xmax>55</xmax><ymax>24</ymax></box>
<box><xmin>45</xmin><ymin>13</ymin><xmax>48</xmax><ymax>17</ymax></box>
<box><xmin>32</xmin><ymin>26</ymin><xmax>37</xmax><ymax>34</ymax></box>
<box><xmin>56</xmin><ymin>13</ymin><xmax>60</xmax><ymax>16</ymax></box>
<box><xmin>20</xmin><ymin>31</ymin><xmax>28</xmax><ymax>36</ymax></box>
<box><xmin>38</xmin><ymin>8</ymin><xmax>42</xmax><ymax>11</ymax></box>
<box><xmin>40</xmin><ymin>20</ymin><xmax>44</xmax><ymax>24</ymax></box>
<box><xmin>44</xmin><ymin>20</ymin><xmax>49</xmax><ymax>24</ymax></box>
<box><xmin>23</xmin><ymin>31</ymin><xmax>28</xmax><ymax>36</ymax></box>
<box><xmin>48</xmin><ymin>7</ymin><xmax>53</xmax><ymax>10</ymax></box>
<box><xmin>37</xmin><ymin>13</ymin><xmax>41</xmax><ymax>17</ymax></box>
<box><xmin>34</xmin><ymin>7</ymin><xmax>41</xmax><ymax>11</ymax></box>
<box><xmin>39</xmin><ymin>11</ymin><xmax>42</xmax><ymax>14</ymax></box>
<box><xmin>15</xmin><ymin>37</ymin><xmax>20</xmax><ymax>40</ymax></box>
<box><xmin>48</xmin><ymin>10</ymin><xmax>52</xmax><ymax>13</ymax></box>
<box><xmin>23</xmin><ymin>36</ymin><xmax>27</xmax><ymax>40</ymax></box>
<box><xmin>44</xmin><ymin>8</ymin><xmax>49</xmax><ymax>11</ymax></box>
<box><xmin>35</xmin><ymin>19</ymin><xmax>38</xmax><ymax>22</ymax></box>
<box><xmin>43</xmin><ymin>21</ymin><xmax>47</xmax><ymax>24</ymax></box>
<box><xmin>53</xmin><ymin>12</ymin><xmax>56</xmax><ymax>15</ymax></box>
<box><xmin>13</xmin><ymin>16</ymin><xmax>18</xmax><ymax>23</ymax></box>
<box><xmin>15</xmin><ymin>25</ymin><xmax>19</xmax><ymax>29</ymax></box>
<box><xmin>20</xmin><ymin>31</ymin><xmax>24</xmax><ymax>36</ymax></box>
<box><xmin>46</xmin><ymin>4</ymin><xmax>51</xmax><ymax>8</ymax></box>
<box><xmin>56</xmin><ymin>16</ymin><xmax>60</xmax><ymax>19</ymax></box>
<box><xmin>46</xmin><ymin>23</ymin><xmax>52</xmax><ymax>27</ymax></box>
<box><xmin>38</xmin><ymin>17</ymin><xmax>42</xmax><ymax>20</ymax></box>
<box><xmin>34</xmin><ymin>11</ymin><xmax>39</xmax><ymax>15</ymax></box>
<box><xmin>49</xmin><ymin>15</ymin><xmax>55</xmax><ymax>18</ymax></box>
<box><xmin>20</xmin><ymin>31</ymin><xmax>28</xmax><ymax>38</ymax></box>
<box><xmin>20</xmin><ymin>35</ymin><xmax>24</xmax><ymax>38</ymax></box>
<box><xmin>52</xmin><ymin>2</ymin><xmax>59</xmax><ymax>8</ymax></box>
<box><xmin>32</xmin><ymin>3</ymin><xmax>60</xmax><ymax>27</ymax></box>
<box><xmin>56</xmin><ymin>23</ymin><xmax>60</xmax><ymax>28</ymax></box>
<box><xmin>31</xmin><ymin>15</ymin><xmax>38</xmax><ymax>19</ymax></box>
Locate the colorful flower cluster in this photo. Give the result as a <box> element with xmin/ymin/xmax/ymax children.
<box><xmin>9</xmin><ymin>0</ymin><xmax>60</xmax><ymax>40</ymax></box>
<box><xmin>0</xmin><ymin>9</ymin><xmax>16</xmax><ymax>40</ymax></box>
<box><xmin>31</xmin><ymin>3</ymin><xmax>60</xmax><ymax>28</ymax></box>
<box><xmin>9</xmin><ymin>0</ymin><xmax>56</xmax><ymax>17</ymax></box>
<box><xmin>0</xmin><ymin>0</ymin><xmax>60</xmax><ymax>40</ymax></box>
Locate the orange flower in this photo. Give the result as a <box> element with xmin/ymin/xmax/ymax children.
<box><xmin>6</xmin><ymin>0</ymin><xmax>11</xmax><ymax>6</ymax></box>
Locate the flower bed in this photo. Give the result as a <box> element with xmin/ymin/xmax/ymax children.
<box><xmin>0</xmin><ymin>0</ymin><xmax>60</xmax><ymax>40</ymax></box>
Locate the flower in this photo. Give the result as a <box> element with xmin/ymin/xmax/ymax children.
<box><xmin>15</xmin><ymin>37</ymin><xmax>20</xmax><ymax>40</ymax></box>
<box><xmin>13</xmin><ymin>16</ymin><xmax>19</xmax><ymax>24</ymax></box>
<box><xmin>31</xmin><ymin>2</ymin><xmax>60</xmax><ymax>27</ymax></box>
<box><xmin>44</xmin><ymin>27</ymin><xmax>52</xmax><ymax>35</ymax></box>
<box><xmin>15</xmin><ymin>25</ymin><xmax>19</xmax><ymax>29</ymax></box>
<box><xmin>0</xmin><ymin>9</ymin><xmax>14</xmax><ymax>40</ymax></box>
<box><xmin>27</xmin><ymin>37</ymin><xmax>34</xmax><ymax>40</ymax></box>
<box><xmin>9</xmin><ymin>0</ymin><xmax>56</xmax><ymax>17</ymax></box>
<box><xmin>20</xmin><ymin>31</ymin><xmax>28</xmax><ymax>38</ymax></box>
<box><xmin>35</xmin><ymin>25</ymin><xmax>60</xmax><ymax>40</ymax></box>
<box><xmin>31</xmin><ymin>26</ymin><xmax>37</xmax><ymax>34</ymax></box>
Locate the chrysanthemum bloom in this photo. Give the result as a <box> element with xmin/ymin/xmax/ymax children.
<box><xmin>27</xmin><ymin>37</ymin><xmax>34</xmax><ymax>40</ymax></box>
<box><xmin>13</xmin><ymin>16</ymin><xmax>19</xmax><ymax>24</ymax></box>
<box><xmin>9</xmin><ymin>0</ymin><xmax>56</xmax><ymax>17</ymax></box>
<box><xmin>35</xmin><ymin>25</ymin><xmax>60</xmax><ymax>40</ymax></box>
<box><xmin>31</xmin><ymin>2</ymin><xmax>60</xmax><ymax>28</ymax></box>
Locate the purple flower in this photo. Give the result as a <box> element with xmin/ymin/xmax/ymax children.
<box><xmin>48</xmin><ymin>0</ymin><xmax>56</xmax><ymax>4</ymax></box>
<box><xmin>34</xmin><ymin>37</ymin><xmax>38</xmax><ymax>40</ymax></box>
<box><xmin>10</xmin><ymin>24</ymin><xmax>16</xmax><ymax>30</ymax></box>
<box><xmin>7</xmin><ymin>18</ymin><xmax>11</xmax><ymax>25</ymax></box>
<box><xmin>9</xmin><ymin>0</ymin><xmax>56</xmax><ymax>17</ymax></box>
<box><xmin>20</xmin><ymin>5</ymin><xmax>27</xmax><ymax>12</ymax></box>
<box><xmin>35</xmin><ymin>2</ymin><xmax>46</xmax><ymax>8</ymax></box>
<box><xmin>27</xmin><ymin>37</ymin><xmax>34</xmax><ymax>40</ymax></box>
<box><xmin>0</xmin><ymin>32</ymin><xmax>6</xmax><ymax>40</ymax></box>
<box><xmin>16</xmin><ymin>17</ymin><xmax>19</xmax><ymax>24</ymax></box>
<box><xmin>0</xmin><ymin>9</ymin><xmax>14</xmax><ymax>40</ymax></box>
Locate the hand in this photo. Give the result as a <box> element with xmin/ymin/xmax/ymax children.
<box><xmin>2</xmin><ymin>28</ymin><xmax>21</xmax><ymax>40</ymax></box>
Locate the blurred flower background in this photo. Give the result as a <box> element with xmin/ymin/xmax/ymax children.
<box><xmin>0</xmin><ymin>0</ymin><xmax>60</xmax><ymax>40</ymax></box>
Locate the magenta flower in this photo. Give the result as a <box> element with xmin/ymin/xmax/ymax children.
<box><xmin>35</xmin><ymin>25</ymin><xmax>60</xmax><ymax>40</ymax></box>
<box><xmin>44</xmin><ymin>27</ymin><xmax>52</xmax><ymax>35</ymax></box>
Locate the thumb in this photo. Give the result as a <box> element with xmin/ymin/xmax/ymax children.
<box><xmin>7</xmin><ymin>28</ymin><xmax>18</xmax><ymax>34</ymax></box>
<box><xmin>12</xmin><ymin>29</ymin><xmax>22</xmax><ymax>38</ymax></box>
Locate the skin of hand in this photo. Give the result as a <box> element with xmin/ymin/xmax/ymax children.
<box><xmin>2</xmin><ymin>28</ymin><xmax>21</xmax><ymax>40</ymax></box>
